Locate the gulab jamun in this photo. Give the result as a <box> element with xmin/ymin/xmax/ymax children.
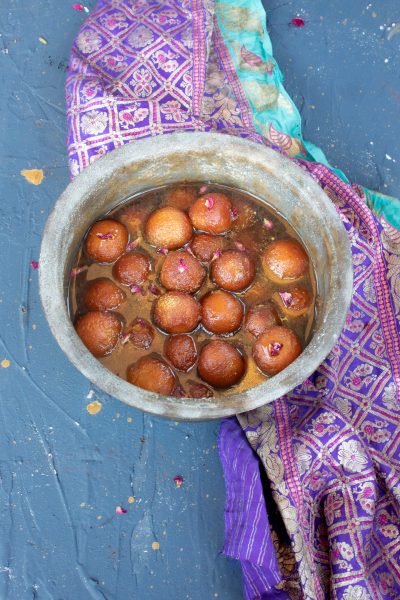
<box><xmin>127</xmin><ymin>355</ymin><xmax>175</xmax><ymax>395</ymax></box>
<box><xmin>75</xmin><ymin>311</ymin><xmax>121</xmax><ymax>357</ymax></box>
<box><xmin>145</xmin><ymin>207</ymin><xmax>192</xmax><ymax>250</ymax></box>
<box><xmin>153</xmin><ymin>291</ymin><xmax>201</xmax><ymax>334</ymax></box>
<box><xmin>83</xmin><ymin>278</ymin><xmax>126</xmax><ymax>311</ymax></box>
<box><xmin>84</xmin><ymin>219</ymin><xmax>128</xmax><ymax>264</ymax></box>
<box><xmin>272</xmin><ymin>287</ymin><xmax>312</xmax><ymax>317</ymax></box>
<box><xmin>113</xmin><ymin>252</ymin><xmax>151</xmax><ymax>287</ymax></box>
<box><xmin>244</xmin><ymin>305</ymin><xmax>281</xmax><ymax>338</ymax></box>
<box><xmin>116</xmin><ymin>203</ymin><xmax>152</xmax><ymax>234</ymax></box>
<box><xmin>160</xmin><ymin>250</ymin><xmax>206</xmax><ymax>293</ymax></box>
<box><xmin>164</xmin><ymin>334</ymin><xmax>197</xmax><ymax>371</ymax></box>
<box><xmin>124</xmin><ymin>317</ymin><xmax>155</xmax><ymax>349</ymax></box>
<box><xmin>230</xmin><ymin>200</ymin><xmax>256</xmax><ymax>231</ymax></box>
<box><xmin>262</xmin><ymin>239</ymin><xmax>309</xmax><ymax>283</ymax></box>
<box><xmin>189</xmin><ymin>192</ymin><xmax>232</xmax><ymax>234</ymax></box>
<box><xmin>190</xmin><ymin>234</ymin><xmax>224</xmax><ymax>263</ymax></box>
<box><xmin>201</xmin><ymin>290</ymin><xmax>243</xmax><ymax>335</ymax></box>
<box><xmin>211</xmin><ymin>250</ymin><xmax>256</xmax><ymax>292</ymax></box>
<box><xmin>198</xmin><ymin>340</ymin><xmax>245</xmax><ymax>388</ymax></box>
<box><xmin>253</xmin><ymin>325</ymin><xmax>302</xmax><ymax>376</ymax></box>
<box><xmin>187</xmin><ymin>379</ymin><xmax>214</xmax><ymax>398</ymax></box>
<box><xmin>164</xmin><ymin>186</ymin><xmax>197</xmax><ymax>211</ymax></box>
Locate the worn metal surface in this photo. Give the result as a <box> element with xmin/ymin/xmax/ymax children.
<box><xmin>40</xmin><ymin>132</ymin><xmax>352</xmax><ymax>420</ymax></box>
<box><xmin>0</xmin><ymin>0</ymin><xmax>398</xmax><ymax>598</ymax></box>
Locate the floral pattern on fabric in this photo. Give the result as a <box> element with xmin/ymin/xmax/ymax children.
<box><xmin>67</xmin><ymin>2</ymin><xmax>400</xmax><ymax>599</ymax></box>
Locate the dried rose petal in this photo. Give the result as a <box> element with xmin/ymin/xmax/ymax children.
<box><xmin>173</xmin><ymin>475</ymin><xmax>184</xmax><ymax>488</ymax></box>
<box><xmin>149</xmin><ymin>283</ymin><xmax>161</xmax><ymax>296</ymax></box>
<box><xmin>186</xmin><ymin>245</ymin><xmax>195</xmax><ymax>257</ymax></box>
<box><xmin>177</xmin><ymin>258</ymin><xmax>188</xmax><ymax>273</ymax></box>
<box><xmin>115</xmin><ymin>506</ymin><xmax>127</xmax><ymax>514</ymax></box>
<box><xmin>96</xmin><ymin>231</ymin><xmax>114</xmax><ymax>240</ymax></box>
<box><xmin>31</xmin><ymin>260</ymin><xmax>39</xmax><ymax>269</ymax></box>
<box><xmin>234</xmin><ymin>240</ymin><xmax>246</xmax><ymax>252</ymax></box>
<box><xmin>231</xmin><ymin>207</ymin><xmax>239</xmax><ymax>220</ymax></box>
<box><xmin>173</xmin><ymin>384</ymin><xmax>186</xmax><ymax>398</ymax></box>
<box><xmin>199</xmin><ymin>185</ymin><xmax>208</xmax><ymax>194</ymax></box>
<box><xmin>126</xmin><ymin>238</ymin><xmax>140</xmax><ymax>252</ymax></box>
<box><xmin>263</xmin><ymin>218</ymin><xmax>274</xmax><ymax>230</ymax></box>
<box><xmin>204</xmin><ymin>196</ymin><xmax>214</xmax><ymax>210</ymax></box>
<box><xmin>129</xmin><ymin>284</ymin><xmax>145</xmax><ymax>295</ymax></box>
<box><xmin>211</xmin><ymin>249</ymin><xmax>222</xmax><ymax>262</ymax></box>
<box><xmin>291</xmin><ymin>17</ymin><xmax>305</xmax><ymax>27</ymax></box>
<box><xmin>70</xmin><ymin>265</ymin><xmax>87</xmax><ymax>277</ymax></box>
<box><xmin>157</xmin><ymin>247</ymin><xmax>169</xmax><ymax>256</ymax></box>
<box><xmin>268</xmin><ymin>342</ymin><xmax>283</xmax><ymax>356</ymax></box>
<box><xmin>279</xmin><ymin>292</ymin><xmax>293</xmax><ymax>307</ymax></box>
<box><xmin>121</xmin><ymin>332</ymin><xmax>131</xmax><ymax>345</ymax></box>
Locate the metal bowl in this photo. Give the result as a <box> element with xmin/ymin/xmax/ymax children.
<box><xmin>39</xmin><ymin>132</ymin><xmax>353</xmax><ymax>421</ymax></box>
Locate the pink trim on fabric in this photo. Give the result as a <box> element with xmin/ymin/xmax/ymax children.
<box><xmin>191</xmin><ymin>0</ymin><xmax>208</xmax><ymax>117</ymax></box>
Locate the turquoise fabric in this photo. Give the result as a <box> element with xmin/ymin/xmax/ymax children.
<box><xmin>215</xmin><ymin>0</ymin><xmax>400</xmax><ymax>228</ymax></box>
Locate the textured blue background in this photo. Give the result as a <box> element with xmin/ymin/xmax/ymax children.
<box><xmin>0</xmin><ymin>1</ymin><xmax>398</xmax><ymax>599</ymax></box>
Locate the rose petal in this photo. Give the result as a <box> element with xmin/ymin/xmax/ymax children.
<box><xmin>70</xmin><ymin>266</ymin><xmax>87</xmax><ymax>277</ymax></box>
<box><xmin>268</xmin><ymin>342</ymin><xmax>283</xmax><ymax>356</ymax></box>
<box><xmin>126</xmin><ymin>238</ymin><xmax>140</xmax><ymax>252</ymax></box>
<box><xmin>96</xmin><ymin>231</ymin><xmax>113</xmax><ymax>240</ymax></box>
<box><xmin>173</xmin><ymin>475</ymin><xmax>184</xmax><ymax>488</ymax></box>
<box><xmin>199</xmin><ymin>185</ymin><xmax>208</xmax><ymax>194</ymax></box>
<box><xmin>31</xmin><ymin>260</ymin><xmax>39</xmax><ymax>269</ymax></box>
<box><xmin>231</xmin><ymin>207</ymin><xmax>239</xmax><ymax>220</ymax></box>
<box><xmin>149</xmin><ymin>283</ymin><xmax>161</xmax><ymax>296</ymax></box>
<box><xmin>129</xmin><ymin>284</ymin><xmax>145</xmax><ymax>295</ymax></box>
<box><xmin>279</xmin><ymin>292</ymin><xmax>293</xmax><ymax>307</ymax></box>
<box><xmin>263</xmin><ymin>218</ymin><xmax>274</xmax><ymax>230</ymax></box>
<box><xmin>234</xmin><ymin>240</ymin><xmax>246</xmax><ymax>252</ymax></box>
<box><xmin>121</xmin><ymin>333</ymin><xmax>131</xmax><ymax>345</ymax></box>
<box><xmin>211</xmin><ymin>249</ymin><xmax>222</xmax><ymax>261</ymax></box>
<box><xmin>115</xmin><ymin>506</ymin><xmax>127</xmax><ymax>514</ymax></box>
<box><xmin>157</xmin><ymin>247</ymin><xmax>169</xmax><ymax>256</ymax></box>
<box><xmin>291</xmin><ymin>17</ymin><xmax>305</xmax><ymax>27</ymax></box>
<box><xmin>204</xmin><ymin>196</ymin><xmax>214</xmax><ymax>209</ymax></box>
<box><xmin>177</xmin><ymin>258</ymin><xmax>188</xmax><ymax>273</ymax></box>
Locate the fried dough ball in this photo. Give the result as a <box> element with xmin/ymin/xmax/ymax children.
<box><xmin>253</xmin><ymin>326</ymin><xmax>302</xmax><ymax>376</ymax></box>
<box><xmin>160</xmin><ymin>250</ymin><xmax>206</xmax><ymax>293</ymax></box>
<box><xmin>116</xmin><ymin>202</ymin><xmax>152</xmax><ymax>234</ymax></box>
<box><xmin>198</xmin><ymin>340</ymin><xmax>245</xmax><ymax>388</ymax></box>
<box><xmin>75</xmin><ymin>311</ymin><xmax>121</xmax><ymax>357</ymax></box>
<box><xmin>262</xmin><ymin>239</ymin><xmax>309</xmax><ymax>283</ymax></box>
<box><xmin>164</xmin><ymin>334</ymin><xmax>197</xmax><ymax>372</ymax></box>
<box><xmin>124</xmin><ymin>318</ymin><xmax>155</xmax><ymax>349</ymax></box>
<box><xmin>230</xmin><ymin>199</ymin><xmax>257</xmax><ymax>231</ymax></box>
<box><xmin>113</xmin><ymin>252</ymin><xmax>151</xmax><ymax>286</ymax></box>
<box><xmin>83</xmin><ymin>278</ymin><xmax>126</xmax><ymax>311</ymax></box>
<box><xmin>84</xmin><ymin>219</ymin><xmax>129</xmax><ymax>264</ymax></box>
<box><xmin>145</xmin><ymin>207</ymin><xmax>192</xmax><ymax>250</ymax></box>
<box><xmin>127</xmin><ymin>355</ymin><xmax>175</xmax><ymax>395</ymax></box>
<box><xmin>201</xmin><ymin>290</ymin><xmax>243</xmax><ymax>335</ymax></box>
<box><xmin>187</xmin><ymin>379</ymin><xmax>214</xmax><ymax>398</ymax></box>
<box><xmin>244</xmin><ymin>305</ymin><xmax>281</xmax><ymax>339</ymax></box>
<box><xmin>189</xmin><ymin>192</ymin><xmax>232</xmax><ymax>234</ymax></box>
<box><xmin>190</xmin><ymin>234</ymin><xmax>224</xmax><ymax>263</ymax></box>
<box><xmin>272</xmin><ymin>287</ymin><xmax>312</xmax><ymax>317</ymax></box>
<box><xmin>211</xmin><ymin>250</ymin><xmax>256</xmax><ymax>292</ymax></box>
<box><xmin>154</xmin><ymin>291</ymin><xmax>201</xmax><ymax>334</ymax></box>
<box><xmin>164</xmin><ymin>186</ymin><xmax>197</xmax><ymax>210</ymax></box>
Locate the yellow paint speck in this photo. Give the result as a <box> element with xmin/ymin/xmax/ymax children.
<box><xmin>20</xmin><ymin>169</ymin><xmax>45</xmax><ymax>185</ymax></box>
<box><xmin>1</xmin><ymin>359</ymin><xmax>10</xmax><ymax>369</ymax></box>
<box><xmin>38</xmin><ymin>36</ymin><xmax>48</xmax><ymax>45</ymax></box>
<box><xmin>151</xmin><ymin>542</ymin><xmax>160</xmax><ymax>551</ymax></box>
<box><xmin>127</xmin><ymin>417</ymin><xmax>133</xmax><ymax>423</ymax></box>
<box><xmin>32</xmin><ymin>323</ymin><xmax>37</xmax><ymax>330</ymax></box>
<box><xmin>128</xmin><ymin>496</ymin><xmax>135</xmax><ymax>504</ymax></box>
<box><xmin>86</xmin><ymin>400</ymin><xmax>102</xmax><ymax>415</ymax></box>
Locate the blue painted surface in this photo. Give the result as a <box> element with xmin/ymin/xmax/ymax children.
<box><xmin>0</xmin><ymin>1</ymin><xmax>398</xmax><ymax>599</ymax></box>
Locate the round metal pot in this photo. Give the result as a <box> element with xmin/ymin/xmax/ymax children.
<box><xmin>39</xmin><ymin>132</ymin><xmax>353</xmax><ymax>421</ymax></box>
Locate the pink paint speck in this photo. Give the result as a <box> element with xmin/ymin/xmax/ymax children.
<box><xmin>31</xmin><ymin>261</ymin><xmax>39</xmax><ymax>269</ymax></box>
<box><xmin>291</xmin><ymin>17</ymin><xmax>305</xmax><ymax>27</ymax></box>
<box><xmin>173</xmin><ymin>475</ymin><xmax>184</xmax><ymax>488</ymax></box>
<box><xmin>115</xmin><ymin>506</ymin><xmax>127</xmax><ymax>514</ymax></box>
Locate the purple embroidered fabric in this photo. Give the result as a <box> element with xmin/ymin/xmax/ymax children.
<box><xmin>66</xmin><ymin>2</ymin><xmax>400</xmax><ymax>599</ymax></box>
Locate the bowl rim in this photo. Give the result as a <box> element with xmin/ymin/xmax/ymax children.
<box><xmin>39</xmin><ymin>132</ymin><xmax>353</xmax><ymax>421</ymax></box>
